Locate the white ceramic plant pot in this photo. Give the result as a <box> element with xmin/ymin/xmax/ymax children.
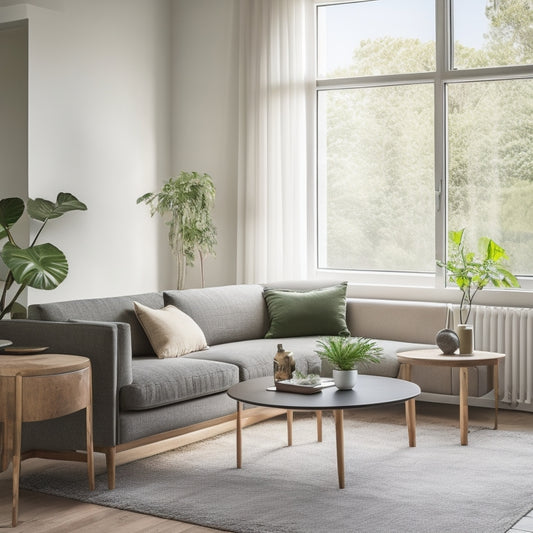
<box><xmin>333</xmin><ymin>369</ymin><xmax>358</xmax><ymax>390</ymax></box>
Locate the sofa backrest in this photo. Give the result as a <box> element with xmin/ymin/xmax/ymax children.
<box><xmin>163</xmin><ymin>284</ymin><xmax>268</xmax><ymax>346</ymax></box>
<box><xmin>346</xmin><ymin>298</ymin><xmax>447</xmax><ymax>344</ymax></box>
<box><xmin>28</xmin><ymin>292</ymin><xmax>164</xmax><ymax>356</ymax></box>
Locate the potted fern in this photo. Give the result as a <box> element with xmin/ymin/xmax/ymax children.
<box><xmin>315</xmin><ymin>336</ymin><xmax>383</xmax><ymax>390</ymax></box>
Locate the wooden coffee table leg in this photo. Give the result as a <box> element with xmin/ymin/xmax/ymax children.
<box><xmin>334</xmin><ymin>409</ymin><xmax>345</xmax><ymax>489</ymax></box>
<box><xmin>287</xmin><ymin>410</ymin><xmax>293</xmax><ymax>446</ymax></box>
<box><xmin>460</xmin><ymin>367</ymin><xmax>469</xmax><ymax>445</ymax></box>
<box><xmin>236</xmin><ymin>401</ymin><xmax>243</xmax><ymax>468</ymax></box>
<box><xmin>316</xmin><ymin>411</ymin><xmax>322</xmax><ymax>442</ymax></box>
<box><xmin>405</xmin><ymin>399</ymin><xmax>416</xmax><ymax>447</ymax></box>
<box><xmin>494</xmin><ymin>362</ymin><xmax>499</xmax><ymax>430</ymax></box>
<box><xmin>400</xmin><ymin>364</ymin><xmax>416</xmax><ymax>447</ymax></box>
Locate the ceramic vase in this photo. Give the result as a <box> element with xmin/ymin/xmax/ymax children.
<box><xmin>333</xmin><ymin>369</ymin><xmax>358</xmax><ymax>390</ymax></box>
<box><xmin>456</xmin><ymin>324</ymin><xmax>474</xmax><ymax>355</ymax></box>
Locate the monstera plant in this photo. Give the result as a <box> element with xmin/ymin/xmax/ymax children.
<box><xmin>0</xmin><ymin>193</ymin><xmax>87</xmax><ymax>319</ymax></box>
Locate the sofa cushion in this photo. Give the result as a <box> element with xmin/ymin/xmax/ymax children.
<box><xmin>28</xmin><ymin>292</ymin><xmax>163</xmax><ymax>356</ymax></box>
<box><xmin>133</xmin><ymin>302</ymin><xmax>208</xmax><ymax>358</ymax></box>
<box><xmin>163</xmin><ymin>284</ymin><xmax>268</xmax><ymax>346</ymax></box>
<box><xmin>184</xmin><ymin>337</ymin><xmax>323</xmax><ymax>381</ymax></box>
<box><xmin>120</xmin><ymin>357</ymin><xmax>239</xmax><ymax>411</ymax></box>
<box><xmin>263</xmin><ymin>283</ymin><xmax>350</xmax><ymax>338</ymax></box>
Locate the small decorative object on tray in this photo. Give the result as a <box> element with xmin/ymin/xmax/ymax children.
<box><xmin>273</xmin><ymin>343</ymin><xmax>295</xmax><ymax>382</ymax></box>
<box><xmin>272</xmin><ymin>372</ymin><xmax>335</xmax><ymax>394</ymax></box>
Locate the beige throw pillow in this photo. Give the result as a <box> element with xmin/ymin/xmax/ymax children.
<box><xmin>133</xmin><ymin>302</ymin><xmax>208</xmax><ymax>358</ymax></box>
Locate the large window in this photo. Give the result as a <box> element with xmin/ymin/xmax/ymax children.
<box><xmin>316</xmin><ymin>0</ymin><xmax>533</xmax><ymax>288</ymax></box>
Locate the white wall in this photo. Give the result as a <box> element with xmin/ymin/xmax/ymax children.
<box><xmin>171</xmin><ymin>0</ymin><xmax>239</xmax><ymax>288</ymax></box>
<box><xmin>0</xmin><ymin>0</ymin><xmax>240</xmax><ymax>307</ymax></box>
<box><xmin>0</xmin><ymin>0</ymin><xmax>175</xmax><ymax>303</ymax></box>
<box><xmin>0</xmin><ymin>19</ymin><xmax>28</xmax><ymax>295</ymax></box>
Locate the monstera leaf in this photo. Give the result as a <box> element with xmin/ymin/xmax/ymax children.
<box><xmin>28</xmin><ymin>193</ymin><xmax>87</xmax><ymax>222</ymax></box>
<box><xmin>0</xmin><ymin>198</ymin><xmax>25</xmax><ymax>233</ymax></box>
<box><xmin>0</xmin><ymin>192</ymin><xmax>86</xmax><ymax>319</ymax></box>
<box><xmin>1</xmin><ymin>242</ymin><xmax>68</xmax><ymax>290</ymax></box>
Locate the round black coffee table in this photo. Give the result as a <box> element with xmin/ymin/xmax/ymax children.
<box><xmin>227</xmin><ymin>375</ymin><xmax>420</xmax><ymax>488</ymax></box>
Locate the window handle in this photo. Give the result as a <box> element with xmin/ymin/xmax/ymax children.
<box><xmin>435</xmin><ymin>181</ymin><xmax>442</xmax><ymax>212</ymax></box>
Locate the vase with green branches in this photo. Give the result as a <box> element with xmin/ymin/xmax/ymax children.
<box><xmin>0</xmin><ymin>193</ymin><xmax>87</xmax><ymax>319</ymax></box>
<box><xmin>315</xmin><ymin>336</ymin><xmax>383</xmax><ymax>390</ymax></box>
<box><xmin>436</xmin><ymin>229</ymin><xmax>519</xmax><ymax>325</ymax></box>
<box><xmin>137</xmin><ymin>171</ymin><xmax>217</xmax><ymax>289</ymax></box>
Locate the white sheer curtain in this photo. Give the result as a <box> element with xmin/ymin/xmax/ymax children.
<box><xmin>237</xmin><ymin>0</ymin><xmax>315</xmax><ymax>284</ymax></box>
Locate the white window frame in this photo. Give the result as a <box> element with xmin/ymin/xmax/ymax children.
<box><xmin>311</xmin><ymin>0</ymin><xmax>533</xmax><ymax>306</ymax></box>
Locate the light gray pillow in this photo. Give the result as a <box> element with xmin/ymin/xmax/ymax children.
<box><xmin>133</xmin><ymin>302</ymin><xmax>208</xmax><ymax>358</ymax></box>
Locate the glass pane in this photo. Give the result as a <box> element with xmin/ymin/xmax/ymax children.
<box><xmin>448</xmin><ymin>79</ymin><xmax>533</xmax><ymax>276</ymax></box>
<box><xmin>317</xmin><ymin>0</ymin><xmax>436</xmax><ymax>79</ymax></box>
<box><xmin>317</xmin><ymin>84</ymin><xmax>435</xmax><ymax>272</ymax></box>
<box><xmin>453</xmin><ymin>0</ymin><xmax>533</xmax><ymax>69</ymax></box>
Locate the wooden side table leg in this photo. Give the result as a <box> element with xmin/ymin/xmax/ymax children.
<box><xmin>12</xmin><ymin>374</ymin><xmax>23</xmax><ymax>527</ymax></box>
<box><xmin>400</xmin><ymin>363</ymin><xmax>411</xmax><ymax>381</ymax></box>
<box><xmin>86</xmin><ymin>369</ymin><xmax>95</xmax><ymax>490</ymax></box>
<box><xmin>316</xmin><ymin>411</ymin><xmax>322</xmax><ymax>442</ymax></box>
<box><xmin>334</xmin><ymin>409</ymin><xmax>345</xmax><ymax>489</ymax></box>
<box><xmin>236</xmin><ymin>401</ymin><xmax>243</xmax><ymax>469</ymax></box>
<box><xmin>1</xmin><ymin>420</ymin><xmax>10</xmax><ymax>472</ymax></box>
<box><xmin>459</xmin><ymin>367</ymin><xmax>469</xmax><ymax>445</ymax></box>
<box><xmin>494</xmin><ymin>362</ymin><xmax>499</xmax><ymax>430</ymax></box>
<box><xmin>287</xmin><ymin>410</ymin><xmax>293</xmax><ymax>447</ymax></box>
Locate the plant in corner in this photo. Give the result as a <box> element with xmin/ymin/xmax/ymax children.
<box><xmin>436</xmin><ymin>228</ymin><xmax>520</xmax><ymax>325</ymax></box>
<box><xmin>315</xmin><ymin>336</ymin><xmax>383</xmax><ymax>390</ymax></box>
<box><xmin>0</xmin><ymin>193</ymin><xmax>87</xmax><ymax>319</ymax></box>
<box><xmin>137</xmin><ymin>171</ymin><xmax>217</xmax><ymax>290</ymax></box>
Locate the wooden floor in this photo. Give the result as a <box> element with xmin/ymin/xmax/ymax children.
<box><xmin>1</xmin><ymin>402</ymin><xmax>532</xmax><ymax>532</ymax></box>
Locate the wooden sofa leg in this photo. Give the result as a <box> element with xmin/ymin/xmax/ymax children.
<box><xmin>105</xmin><ymin>447</ymin><xmax>116</xmax><ymax>489</ymax></box>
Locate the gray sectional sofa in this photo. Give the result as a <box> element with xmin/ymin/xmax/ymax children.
<box><xmin>0</xmin><ymin>281</ymin><xmax>494</xmax><ymax>488</ymax></box>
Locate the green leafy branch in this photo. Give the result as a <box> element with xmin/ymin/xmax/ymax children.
<box><xmin>0</xmin><ymin>193</ymin><xmax>87</xmax><ymax>319</ymax></box>
<box><xmin>437</xmin><ymin>229</ymin><xmax>520</xmax><ymax>324</ymax></box>
<box><xmin>137</xmin><ymin>171</ymin><xmax>217</xmax><ymax>289</ymax></box>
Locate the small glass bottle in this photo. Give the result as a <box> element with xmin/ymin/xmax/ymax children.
<box><xmin>273</xmin><ymin>343</ymin><xmax>295</xmax><ymax>383</ymax></box>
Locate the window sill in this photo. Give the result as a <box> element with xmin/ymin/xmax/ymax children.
<box><xmin>313</xmin><ymin>269</ymin><xmax>533</xmax><ymax>308</ymax></box>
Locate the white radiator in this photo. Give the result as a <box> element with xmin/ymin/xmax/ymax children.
<box><xmin>452</xmin><ymin>304</ymin><xmax>533</xmax><ymax>406</ymax></box>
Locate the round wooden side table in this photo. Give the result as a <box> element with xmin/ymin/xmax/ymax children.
<box><xmin>397</xmin><ymin>348</ymin><xmax>506</xmax><ymax>446</ymax></box>
<box><xmin>0</xmin><ymin>353</ymin><xmax>95</xmax><ymax>527</ymax></box>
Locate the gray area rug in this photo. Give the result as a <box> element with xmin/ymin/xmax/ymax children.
<box><xmin>20</xmin><ymin>413</ymin><xmax>533</xmax><ymax>533</ymax></box>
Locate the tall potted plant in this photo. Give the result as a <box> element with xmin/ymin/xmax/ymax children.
<box><xmin>137</xmin><ymin>171</ymin><xmax>217</xmax><ymax>289</ymax></box>
<box><xmin>0</xmin><ymin>193</ymin><xmax>87</xmax><ymax>319</ymax></box>
<box><xmin>315</xmin><ymin>336</ymin><xmax>383</xmax><ymax>390</ymax></box>
<box><xmin>437</xmin><ymin>229</ymin><xmax>519</xmax><ymax>325</ymax></box>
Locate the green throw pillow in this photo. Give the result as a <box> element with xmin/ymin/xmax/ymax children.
<box><xmin>263</xmin><ymin>283</ymin><xmax>351</xmax><ymax>338</ymax></box>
